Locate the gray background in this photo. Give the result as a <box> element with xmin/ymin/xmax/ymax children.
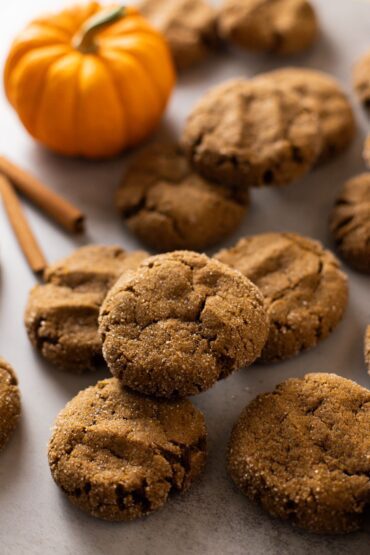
<box><xmin>0</xmin><ymin>0</ymin><xmax>369</xmax><ymax>553</ymax></box>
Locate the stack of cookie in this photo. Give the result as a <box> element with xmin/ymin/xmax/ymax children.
<box><xmin>27</xmin><ymin>247</ymin><xmax>270</xmax><ymax>521</ymax></box>
<box><xmin>25</xmin><ymin>237</ymin><xmax>370</xmax><ymax>533</ymax></box>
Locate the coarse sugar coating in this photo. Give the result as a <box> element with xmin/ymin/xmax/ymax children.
<box><xmin>215</xmin><ymin>232</ymin><xmax>348</xmax><ymax>362</ymax></box>
<box><xmin>0</xmin><ymin>357</ymin><xmax>21</xmax><ymax>451</ymax></box>
<box><xmin>228</xmin><ymin>373</ymin><xmax>370</xmax><ymax>534</ymax></box>
<box><xmin>25</xmin><ymin>245</ymin><xmax>148</xmax><ymax>372</ymax></box>
<box><xmin>99</xmin><ymin>250</ymin><xmax>269</xmax><ymax>397</ymax></box>
<box><xmin>48</xmin><ymin>378</ymin><xmax>207</xmax><ymax>521</ymax></box>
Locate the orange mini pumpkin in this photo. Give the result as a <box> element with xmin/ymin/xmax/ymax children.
<box><xmin>4</xmin><ymin>2</ymin><xmax>176</xmax><ymax>158</ymax></box>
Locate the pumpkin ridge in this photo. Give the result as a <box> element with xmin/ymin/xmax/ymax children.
<box><xmin>10</xmin><ymin>46</ymin><xmax>69</xmax><ymax>133</ymax></box>
<box><xmin>107</xmin><ymin>35</ymin><xmax>175</xmax><ymax>104</ymax></box>
<box><xmin>97</xmin><ymin>55</ymin><xmax>133</xmax><ymax>145</ymax></box>
<box><xmin>106</xmin><ymin>43</ymin><xmax>164</xmax><ymax>104</ymax></box>
<box><xmin>35</xmin><ymin>53</ymin><xmax>83</xmax><ymax>155</ymax></box>
<box><xmin>74</xmin><ymin>55</ymin><xmax>128</xmax><ymax>158</ymax></box>
<box><xmin>99</xmin><ymin>47</ymin><xmax>163</xmax><ymax>143</ymax></box>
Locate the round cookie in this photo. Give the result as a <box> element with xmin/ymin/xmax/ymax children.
<box><xmin>182</xmin><ymin>78</ymin><xmax>322</xmax><ymax>188</ymax></box>
<box><xmin>138</xmin><ymin>0</ymin><xmax>218</xmax><ymax>69</ymax></box>
<box><xmin>0</xmin><ymin>358</ymin><xmax>21</xmax><ymax>451</ymax></box>
<box><xmin>25</xmin><ymin>245</ymin><xmax>148</xmax><ymax>373</ymax></box>
<box><xmin>365</xmin><ymin>326</ymin><xmax>370</xmax><ymax>374</ymax></box>
<box><xmin>353</xmin><ymin>50</ymin><xmax>370</xmax><ymax>107</ymax></box>
<box><xmin>117</xmin><ymin>143</ymin><xmax>249</xmax><ymax>251</ymax></box>
<box><xmin>48</xmin><ymin>378</ymin><xmax>207</xmax><ymax>521</ymax></box>
<box><xmin>255</xmin><ymin>68</ymin><xmax>356</xmax><ymax>162</ymax></box>
<box><xmin>218</xmin><ymin>0</ymin><xmax>318</xmax><ymax>55</ymax></box>
<box><xmin>215</xmin><ymin>232</ymin><xmax>348</xmax><ymax>362</ymax></box>
<box><xmin>228</xmin><ymin>373</ymin><xmax>370</xmax><ymax>534</ymax></box>
<box><xmin>99</xmin><ymin>251</ymin><xmax>269</xmax><ymax>398</ymax></box>
<box><xmin>329</xmin><ymin>174</ymin><xmax>370</xmax><ymax>274</ymax></box>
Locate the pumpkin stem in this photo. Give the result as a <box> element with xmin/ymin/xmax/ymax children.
<box><xmin>73</xmin><ymin>5</ymin><xmax>126</xmax><ymax>54</ymax></box>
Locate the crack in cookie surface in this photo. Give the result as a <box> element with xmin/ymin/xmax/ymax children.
<box><xmin>330</xmin><ymin>173</ymin><xmax>370</xmax><ymax>274</ymax></box>
<box><xmin>228</xmin><ymin>373</ymin><xmax>370</xmax><ymax>534</ymax></box>
<box><xmin>117</xmin><ymin>142</ymin><xmax>248</xmax><ymax>251</ymax></box>
<box><xmin>218</xmin><ymin>0</ymin><xmax>318</xmax><ymax>55</ymax></box>
<box><xmin>24</xmin><ymin>246</ymin><xmax>148</xmax><ymax>373</ymax></box>
<box><xmin>48</xmin><ymin>378</ymin><xmax>207</xmax><ymax>521</ymax></box>
<box><xmin>99</xmin><ymin>251</ymin><xmax>269</xmax><ymax>397</ymax></box>
<box><xmin>182</xmin><ymin>78</ymin><xmax>322</xmax><ymax>188</ymax></box>
<box><xmin>215</xmin><ymin>232</ymin><xmax>348</xmax><ymax>362</ymax></box>
<box><xmin>254</xmin><ymin>68</ymin><xmax>355</xmax><ymax>162</ymax></box>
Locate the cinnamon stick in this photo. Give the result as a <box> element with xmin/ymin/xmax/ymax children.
<box><xmin>0</xmin><ymin>174</ymin><xmax>47</xmax><ymax>274</ymax></box>
<box><xmin>0</xmin><ymin>156</ymin><xmax>85</xmax><ymax>233</ymax></box>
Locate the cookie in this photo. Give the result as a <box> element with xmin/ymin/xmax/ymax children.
<box><xmin>255</xmin><ymin>68</ymin><xmax>356</xmax><ymax>162</ymax></box>
<box><xmin>117</xmin><ymin>143</ymin><xmax>249</xmax><ymax>251</ymax></box>
<box><xmin>215</xmin><ymin>233</ymin><xmax>348</xmax><ymax>362</ymax></box>
<box><xmin>25</xmin><ymin>246</ymin><xmax>148</xmax><ymax>373</ymax></box>
<box><xmin>365</xmin><ymin>326</ymin><xmax>370</xmax><ymax>373</ymax></box>
<box><xmin>48</xmin><ymin>378</ymin><xmax>207</xmax><ymax>521</ymax></box>
<box><xmin>218</xmin><ymin>0</ymin><xmax>318</xmax><ymax>55</ymax></box>
<box><xmin>329</xmin><ymin>174</ymin><xmax>370</xmax><ymax>274</ymax></box>
<box><xmin>0</xmin><ymin>358</ymin><xmax>21</xmax><ymax>451</ymax></box>
<box><xmin>228</xmin><ymin>373</ymin><xmax>370</xmax><ymax>534</ymax></box>
<box><xmin>99</xmin><ymin>251</ymin><xmax>269</xmax><ymax>398</ymax></box>
<box><xmin>139</xmin><ymin>0</ymin><xmax>218</xmax><ymax>69</ymax></box>
<box><xmin>182</xmin><ymin>78</ymin><xmax>322</xmax><ymax>188</ymax></box>
<box><xmin>353</xmin><ymin>50</ymin><xmax>370</xmax><ymax>107</ymax></box>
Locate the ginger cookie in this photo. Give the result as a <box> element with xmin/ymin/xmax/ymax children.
<box><xmin>99</xmin><ymin>251</ymin><xmax>269</xmax><ymax>398</ymax></box>
<box><xmin>329</xmin><ymin>174</ymin><xmax>370</xmax><ymax>274</ymax></box>
<box><xmin>25</xmin><ymin>246</ymin><xmax>148</xmax><ymax>373</ymax></box>
<box><xmin>139</xmin><ymin>0</ymin><xmax>218</xmax><ymax>69</ymax></box>
<box><xmin>353</xmin><ymin>50</ymin><xmax>370</xmax><ymax>107</ymax></box>
<box><xmin>255</xmin><ymin>68</ymin><xmax>355</xmax><ymax>162</ymax></box>
<box><xmin>0</xmin><ymin>358</ymin><xmax>21</xmax><ymax>451</ymax></box>
<box><xmin>117</xmin><ymin>143</ymin><xmax>249</xmax><ymax>251</ymax></box>
<box><xmin>215</xmin><ymin>232</ymin><xmax>348</xmax><ymax>362</ymax></box>
<box><xmin>48</xmin><ymin>378</ymin><xmax>207</xmax><ymax>521</ymax></box>
<box><xmin>218</xmin><ymin>0</ymin><xmax>318</xmax><ymax>55</ymax></box>
<box><xmin>365</xmin><ymin>326</ymin><xmax>370</xmax><ymax>373</ymax></box>
<box><xmin>228</xmin><ymin>373</ymin><xmax>370</xmax><ymax>534</ymax></box>
<box><xmin>182</xmin><ymin>78</ymin><xmax>322</xmax><ymax>188</ymax></box>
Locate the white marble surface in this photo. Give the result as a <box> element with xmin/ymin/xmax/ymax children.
<box><xmin>0</xmin><ymin>0</ymin><xmax>369</xmax><ymax>553</ymax></box>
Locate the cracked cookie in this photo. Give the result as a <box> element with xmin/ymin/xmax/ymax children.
<box><xmin>116</xmin><ymin>143</ymin><xmax>249</xmax><ymax>251</ymax></box>
<box><xmin>329</xmin><ymin>174</ymin><xmax>370</xmax><ymax>274</ymax></box>
<box><xmin>48</xmin><ymin>378</ymin><xmax>207</xmax><ymax>521</ymax></box>
<box><xmin>25</xmin><ymin>245</ymin><xmax>148</xmax><ymax>373</ymax></box>
<box><xmin>181</xmin><ymin>78</ymin><xmax>322</xmax><ymax>188</ymax></box>
<box><xmin>0</xmin><ymin>358</ymin><xmax>21</xmax><ymax>451</ymax></box>
<box><xmin>99</xmin><ymin>251</ymin><xmax>269</xmax><ymax>398</ymax></box>
<box><xmin>255</xmin><ymin>68</ymin><xmax>355</xmax><ymax>162</ymax></box>
<box><xmin>365</xmin><ymin>326</ymin><xmax>370</xmax><ymax>374</ymax></box>
<box><xmin>353</xmin><ymin>50</ymin><xmax>370</xmax><ymax>107</ymax></box>
<box><xmin>218</xmin><ymin>0</ymin><xmax>318</xmax><ymax>55</ymax></box>
<box><xmin>215</xmin><ymin>232</ymin><xmax>348</xmax><ymax>362</ymax></box>
<box><xmin>139</xmin><ymin>0</ymin><xmax>218</xmax><ymax>69</ymax></box>
<box><xmin>228</xmin><ymin>373</ymin><xmax>370</xmax><ymax>534</ymax></box>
